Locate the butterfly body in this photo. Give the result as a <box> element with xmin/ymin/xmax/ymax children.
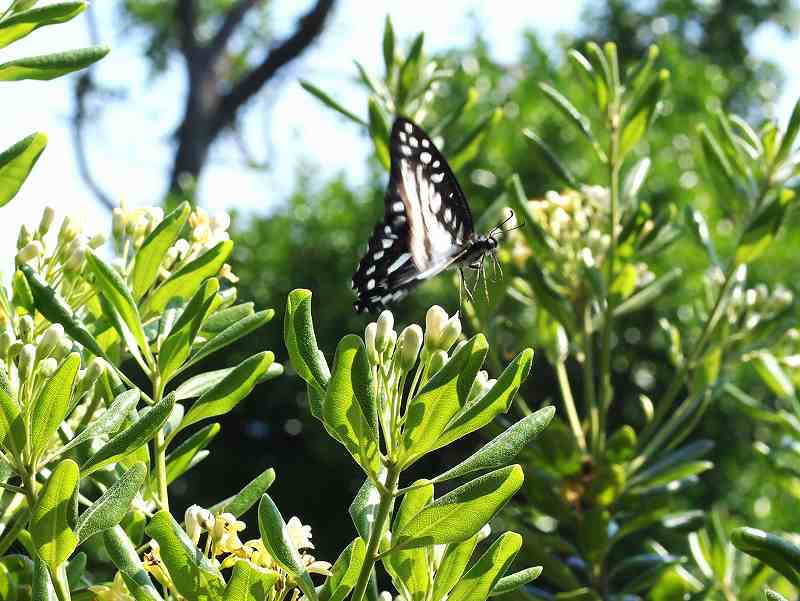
<box><xmin>352</xmin><ymin>117</ymin><xmax>499</xmax><ymax>313</ymax></box>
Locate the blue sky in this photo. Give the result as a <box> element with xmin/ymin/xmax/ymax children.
<box><xmin>2</xmin><ymin>1</ymin><xmax>799</xmax><ymax>260</ymax></box>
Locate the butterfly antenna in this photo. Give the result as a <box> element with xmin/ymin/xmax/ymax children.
<box><xmin>490</xmin><ymin>209</ymin><xmax>522</xmax><ymax>238</ymax></box>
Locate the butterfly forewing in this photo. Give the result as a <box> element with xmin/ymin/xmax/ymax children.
<box><xmin>353</xmin><ymin>118</ymin><xmax>476</xmax><ymax>313</ymax></box>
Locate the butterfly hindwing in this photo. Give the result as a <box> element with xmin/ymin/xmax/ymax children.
<box><xmin>353</xmin><ymin>117</ymin><xmax>476</xmax><ymax>313</ymax></box>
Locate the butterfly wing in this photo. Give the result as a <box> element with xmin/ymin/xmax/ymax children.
<box><xmin>352</xmin><ymin>117</ymin><xmax>476</xmax><ymax>313</ymax></box>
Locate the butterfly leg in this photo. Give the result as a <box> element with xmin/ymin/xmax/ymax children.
<box><xmin>491</xmin><ymin>251</ymin><xmax>503</xmax><ymax>281</ymax></box>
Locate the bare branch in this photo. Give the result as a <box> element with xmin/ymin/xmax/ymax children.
<box><xmin>209</xmin><ymin>0</ymin><xmax>336</xmax><ymax>137</ymax></box>
<box><xmin>72</xmin><ymin>72</ymin><xmax>115</xmax><ymax>212</ymax></box>
<box><xmin>209</xmin><ymin>0</ymin><xmax>260</xmax><ymax>58</ymax></box>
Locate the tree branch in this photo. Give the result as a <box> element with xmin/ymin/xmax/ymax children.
<box><xmin>72</xmin><ymin>72</ymin><xmax>115</xmax><ymax>212</ymax></box>
<box><xmin>209</xmin><ymin>0</ymin><xmax>260</xmax><ymax>58</ymax></box>
<box><xmin>176</xmin><ymin>0</ymin><xmax>198</xmax><ymax>56</ymax></box>
<box><xmin>209</xmin><ymin>0</ymin><xmax>336</xmax><ymax>137</ymax></box>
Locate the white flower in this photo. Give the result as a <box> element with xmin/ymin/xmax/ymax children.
<box><xmin>185</xmin><ymin>504</ymin><xmax>215</xmax><ymax>545</ymax></box>
<box><xmin>286</xmin><ymin>516</ymin><xmax>314</xmax><ymax>551</ymax></box>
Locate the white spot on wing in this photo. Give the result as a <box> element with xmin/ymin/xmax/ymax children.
<box><xmin>392</xmin><ymin>201</ymin><xmax>404</xmax><ymax>213</ymax></box>
<box><xmin>381</xmin><ymin>238</ymin><xmax>393</xmax><ymax>249</ymax></box>
<box><xmin>398</xmin><ymin>131</ymin><xmax>407</xmax><ymax>142</ymax></box>
<box><xmin>404</xmin><ymin>122</ymin><xmax>413</xmax><ymax>133</ymax></box>
<box><xmin>384</xmin><ymin>225</ymin><xmax>392</xmax><ymax>234</ymax></box>
<box><xmin>430</xmin><ymin>192</ymin><xmax>441</xmax><ymax>212</ymax></box>
<box><xmin>431</xmin><ymin>172</ymin><xmax>444</xmax><ymax>183</ymax></box>
<box><xmin>366</xmin><ymin>265</ymin><xmax>376</xmax><ymax>275</ymax></box>
<box><xmin>387</xmin><ymin>252</ymin><xmax>411</xmax><ymax>274</ymax></box>
<box><xmin>421</xmin><ymin>139</ymin><xmax>430</xmax><ymax>148</ymax></box>
<box><xmin>409</xmin><ymin>136</ymin><xmax>419</xmax><ymax>148</ymax></box>
<box><xmin>400</xmin><ymin>145</ymin><xmax>412</xmax><ymax>156</ymax></box>
<box><xmin>374</xmin><ymin>250</ymin><xmax>384</xmax><ymax>260</ymax></box>
<box><xmin>444</xmin><ymin>207</ymin><xmax>453</xmax><ymax>222</ymax></box>
<box><xmin>433</xmin><ymin>160</ymin><xmax>440</xmax><ymax>168</ymax></box>
<box><xmin>367</xmin><ymin>279</ymin><xmax>376</xmax><ymax>290</ymax></box>
<box><xmin>420</xmin><ymin>151</ymin><xmax>432</xmax><ymax>164</ymax></box>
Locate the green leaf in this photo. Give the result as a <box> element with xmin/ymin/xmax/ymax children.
<box><xmin>158</xmin><ymin>279</ymin><xmax>219</xmax><ymax>382</ymax></box>
<box><xmin>490</xmin><ymin>567</ymin><xmax>543</xmax><ymax>596</ymax></box>
<box><xmin>584</xmin><ymin>41</ymin><xmax>611</xmax><ymax>111</ymax></box>
<box><xmin>320</xmin><ymin>538</ymin><xmax>366</xmax><ymax>601</ymax></box>
<box><xmin>621</xmin><ymin>157</ymin><xmax>651</xmax><ymax>207</ymax></box>
<box><xmin>448</xmin><ymin>532</ymin><xmax>522</xmax><ymax>601</ymax></box>
<box><xmin>0</xmin><ymin>132</ymin><xmax>47</xmax><ymax>207</ymax></box>
<box><xmin>86</xmin><ymin>251</ymin><xmax>150</xmax><ymax>360</ymax></box>
<box><xmin>629</xmin><ymin>440</ymin><xmax>714</xmax><ymax>489</ymax></box>
<box><xmin>146</xmin><ymin>511</ymin><xmax>225</xmax><ymax>600</ymax></box>
<box><xmin>751</xmin><ymin>351</ymin><xmax>795</xmax><ymax>399</ymax></box>
<box><xmin>620</xmin><ymin>69</ymin><xmax>669</xmax><ymax>156</ymax></box>
<box><xmin>527</xmin><ymin>262</ymin><xmax>577</xmax><ymax>334</ymax></box>
<box><xmin>82</xmin><ymin>393</ymin><xmax>175</xmax><ymax>476</ymax></box>
<box><xmin>431</xmin><ymin>535</ymin><xmax>480</xmax><ymax>601</ymax></box>
<box><xmin>202</xmin><ymin>302</ymin><xmax>254</xmax><ymax>335</ymax></box>
<box><xmin>765</xmin><ymin>589</ymin><xmax>790</xmax><ymax>601</ymax></box>
<box><xmin>613</xmin><ymin>268</ymin><xmax>682</xmax><ymax>317</ymax></box>
<box><xmin>698</xmin><ymin>123</ymin><xmax>740</xmax><ymax>202</ymax></box>
<box><xmin>54</xmin><ymin>389</ymin><xmax>140</xmax><ymax>456</ymax></box>
<box><xmin>628</xmin><ymin>460</ymin><xmax>713</xmax><ymax>493</ymax></box>
<box><xmin>180</xmin><ymin>309</ymin><xmax>274</xmax><ymax>375</ymax></box>
<box><xmin>258</xmin><ymin>495</ymin><xmax>318</xmax><ymax>601</ymax></box>
<box><xmin>735</xmin><ymin>190</ymin><xmax>792</xmax><ymax>265</ymax></box>
<box><xmin>382</xmin><ymin>15</ymin><xmax>395</xmax><ymax>76</ymax></box>
<box><xmin>384</xmin><ymin>481</ymin><xmax>432</xmax><ymax>601</ymax></box>
<box><xmin>173</xmin><ymin>363</ymin><xmax>283</xmax><ymax>401</ymax></box>
<box><xmin>401</xmin><ymin>335</ymin><xmax>488</xmax><ymax>467</ymax></box>
<box><xmin>0</xmin><ymin>2</ymin><xmax>86</xmax><ymax>50</ymax></box>
<box><xmin>731</xmin><ymin>527</ymin><xmax>800</xmax><ymax>586</ymax></box>
<box><xmin>284</xmin><ymin>289</ymin><xmax>329</xmax><ymax>394</ymax></box>
<box><xmin>398</xmin><ymin>32</ymin><xmax>424</xmax><ymax>108</ymax></box>
<box><xmin>76</xmin><ymin>462</ymin><xmax>146</xmax><ymax>542</ymax></box>
<box><xmin>166</xmin><ymin>423</ymin><xmax>220</xmax><ymax>484</ymax></box>
<box><xmin>433</xmin><ymin>406</ymin><xmax>554</xmax><ymax>483</ymax></box>
<box><xmin>0</xmin><ymin>386</ymin><xmax>25</xmax><ymax>456</ymax></box>
<box><xmin>300</xmin><ymin>80</ymin><xmax>366</xmax><ymax>126</ymax></box>
<box><xmin>368</xmin><ymin>98</ymin><xmax>391</xmax><ymax>170</ymax></box>
<box><xmin>684</xmin><ymin>206</ymin><xmax>719</xmax><ymax>265</ymax></box>
<box><xmin>776</xmin><ymin>95</ymin><xmax>800</xmax><ymax>166</ymax></box>
<box><xmin>394</xmin><ymin>465</ymin><xmax>524</xmax><ymax>550</ymax></box>
<box><xmin>175</xmin><ymin>352</ymin><xmax>272</xmax><ymax>437</ymax></box>
<box><xmin>31</xmin><ymin>556</ymin><xmax>56</xmax><ymax>601</ymax></box>
<box><xmin>324</xmin><ymin>335</ymin><xmax>380</xmax><ymax>475</ymax></box>
<box><xmin>29</xmin><ymin>353</ymin><xmax>80</xmax><ymax>463</ymax></box>
<box><xmin>436</xmin><ymin>349</ymin><xmax>534</xmax><ymax>451</ymax></box>
<box><xmin>522</xmin><ymin>129</ymin><xmax>576</xmax><ymax>186</ymax></box>
<box><xmin>0</xmin><ymin>45</ymin><xmax>109</xmax><ymax>81</ymax></box>
<box><xmin>223</xmin><ymin>561</ymin><xmax>279</xmax><ymax>601</ymax></box>
<box><xmin>349</xmin><ymin>478</ymin><xmax>379</xmax><ymax>542</ymax></box>
<box><xmin>449</xmin><ymin>109</ymin><xmax>503</xmax><ymax>172</ymax></box>
<box><xmin>132</xmin><ymin>202</ymin><xmax>190</xmax><ymax>300</ymax></box>
<box><xmin>21</xmin><ymin>265</ymin><xmax>104</xmax><ymax>357</ymax></box>
<box><xmin>539</xmin><ymin>82</ymin><xmax>594</xmax><ymax>144</ymax></box>
<box><xmin>103</xmin><ymin>526</ymin><xmax>164</xmax><ymax>601</ymax></box>
<box><xmin>505</xmin><ymin>174</ymin><xmax>556</xmax><ymax>261</ymax></box>
<box><xmin>208</xmin><ymin>467</ymin><xmax>275</xmax><ymax>517</ymax></box>
<box><xmin>30</xmin><ymin>459</ymin><xmax>79</xmax><ymax>571</ymax></box>
<box><xmin>141</xmin><ymin>240</ymin><xmax>232</xmax><ymax>317</ymax></box>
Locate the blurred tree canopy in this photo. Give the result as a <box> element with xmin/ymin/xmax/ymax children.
<box><xmin>153</xmin><ymin>0</ymin><xmax>800</xmax><ymax>563</ymax></box>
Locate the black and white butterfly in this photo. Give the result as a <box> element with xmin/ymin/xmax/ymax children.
<box><xmin>352</xmin><ymin>117</ymin><xmax>508</xmax><ymax>313</ymax></box>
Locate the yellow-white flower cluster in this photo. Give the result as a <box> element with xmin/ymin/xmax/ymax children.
<box><xmin>509</xmin><ymin>186</ymin><xmax>653</xmax><ymax>301</ymax></box>
<box><xmin>139</xmin><ymin>505</ymin><xmax>332</xmax><ymax>598</ymax></box>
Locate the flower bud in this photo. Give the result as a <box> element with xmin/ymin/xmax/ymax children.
<box><xmin>217</xmin><ymin>287</ymin><xmax>237</xmax><ymax>309</ymax></box>
<box><xmin>16</xmin><ymin>224</ymin><xmax>34</xmax><ymax>250</ymax></box>
<box><xmin>38</xmin><ymin>206</ymin><xmax>55</xmax><ymax>236</ymax></box>
<box><xmin>112</xmin><ymin>208</ymin><xmax>127</xmax><ymax>238</ymax></box>
<box><xmin>38</xmin><ymin>357</ymin><xmax>58</xmax><ymax>378</ymax></box>
<box><xmin>52</xmin><ymin>337</ymin><xmax>73</xmax><ymax>361</ymax></box>
<box><xmin>0</xmin><ymin>331</ymin><xmax>15</xmax><ymax>359</ymax></box>
<box><xmin>18</xmin><ymin>343</ymin><xmax>36</xmax><ymax>382</ymax></box>
<box><xmin>438</xmin><ymin>312</ymin><xmax>462</xmax><ymax>352</ymax></box>
<box><xmin>428</xmin><ymin>350</ymin><xmax>448</xmax><ymax>375</ymax></box>
<box><xmin>18</xmin><ymin>315</ymin><xmax>35</xmax><ymax>343</ymax></box>
<box><xmin>173</xmin><ymin>238</ymin><xmax>190</xmax><ymax>258</ymax></box>
<box><xmin>375</xmin><ymin>310</ymin><xmax>395</xmax><ymax>353</ymax></box>
<box><xmin>16</xmin><ymin>241</ymin><xmax>44</xmax><ymax>264</ymax></box>
<box><xmin>384</xmin><ymin>329</ymin><xmax>397</xmax><ymax>359</ymax></box>
<box><xmin>58</xmin><ymin>216</ymin><xmax>81</xmax><ymax>245</ymax></box>
<box><xmin>364</xmin><ymin>322</ymin><xmax>379</xmax><ymax>364</ymax></box>
<box><xmin>89</xmin><ymin>233</ymin><xmax>106</xmax><ymax>249</ymax></box>
<box><xmin>64</xmin><ymin>242</ymin><xmax>87</xmax><ymax>273</ymax></box>
<box><xmin>8</xmin><ymin>341</ymin><xmax>23</xmax><ymax>360</ymax></box>
<box><xmin>469</xmin><ymin>370</ymin><xmax>491</xmax><ymax>402</ymax></box>
<box><xmin>396</xmin><ymin>325</ymin><xmax>423</xmax><ymax>372</ymax></box>
<box><xmin>161</xmin><ymin>245</ymin><xmax>180</xmax><ymax>270</ymax></box>
<box><xmin>36</xmin><ymin>323</ymin><xmax>64</xmax><ymax>360</ymax></box>
<box><xmin>424</xmin><ymin>305</ymin><xmax>447</xmax><ymax>350</ymax></box>
<box><xmin>477</xmin><ymin>523</ymin><xmax>492</xmax><ymax>542</ymax></box>
<box><xmin>82</xmin><ymin>357</ymin><xmax>106</xmax><ymax>389</ymax></box>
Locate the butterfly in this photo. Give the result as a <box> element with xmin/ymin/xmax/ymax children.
<box><xmin>352</xmin><ymin>117</ymin><xmax>510</xmax><ymax>313</ymax></box>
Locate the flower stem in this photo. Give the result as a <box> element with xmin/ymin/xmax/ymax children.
<box><xmin>556</xmin><ymin>359</ymin><xmax>586</xmax><ymax>451</ymax></box>
<box><xmin>351</xmin><ymin>462</ymin><xmax>401</xmax><ymax>601</ymax></box>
